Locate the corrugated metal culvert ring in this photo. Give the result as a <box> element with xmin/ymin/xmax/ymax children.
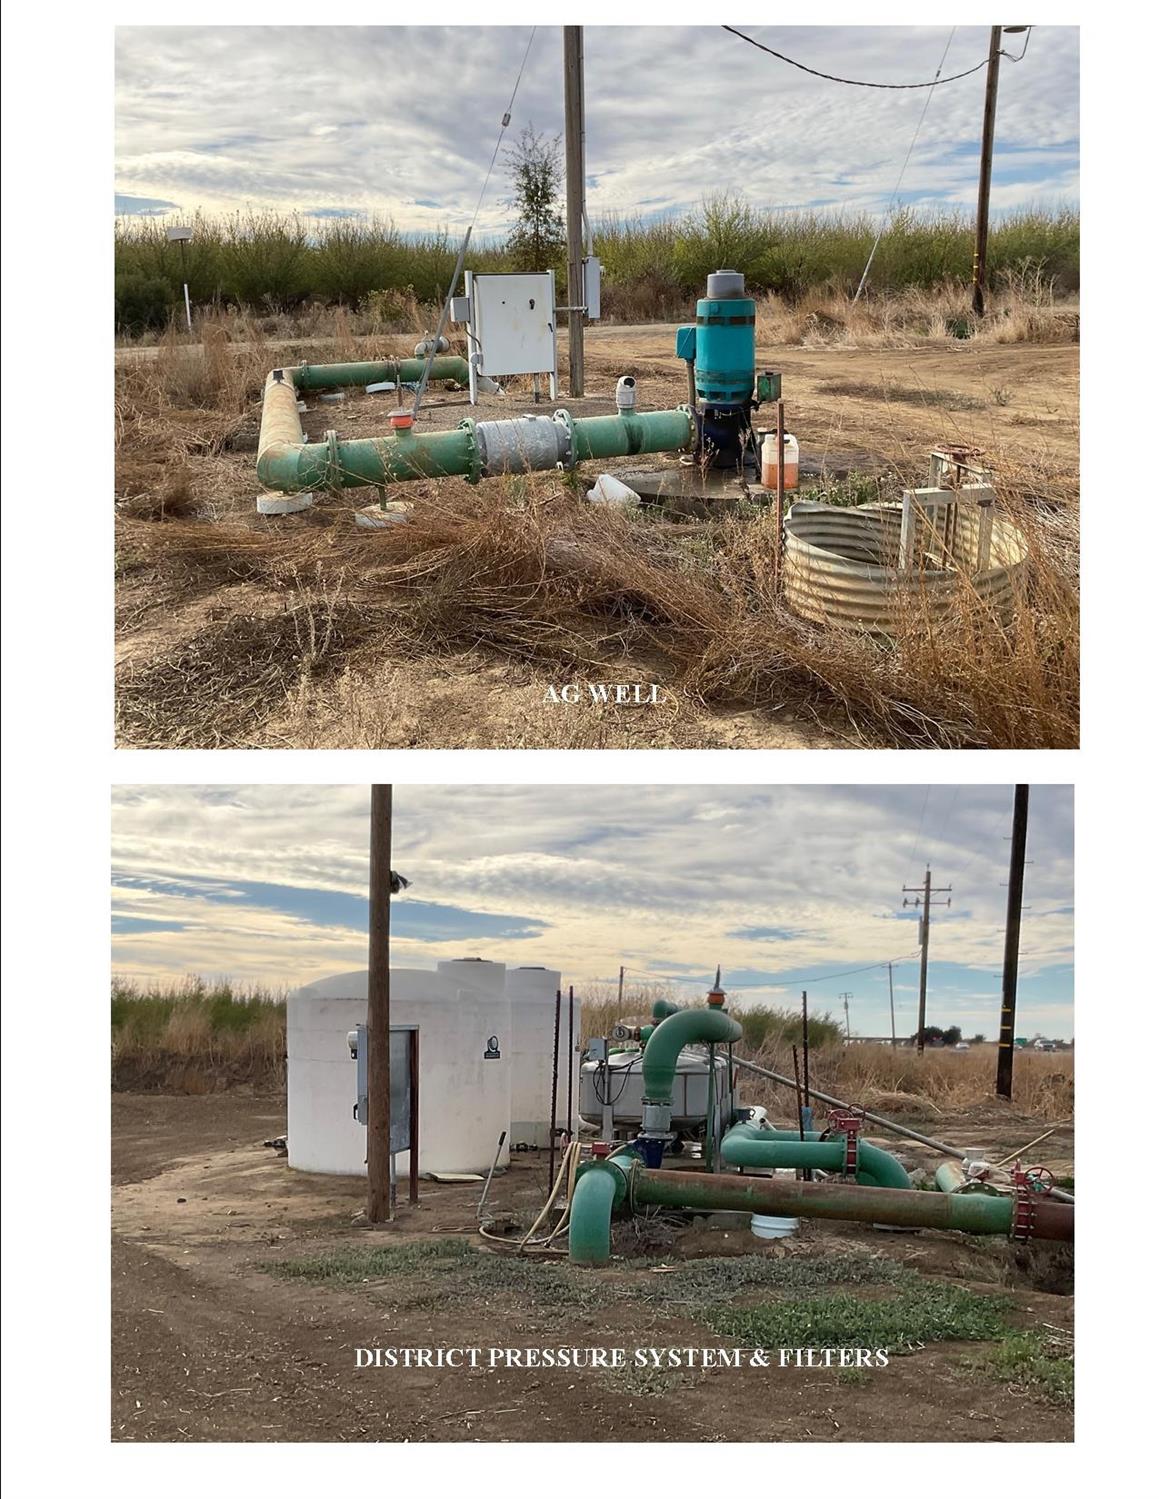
<box><xmin>782</xmin><ymin>501</ymin><xmax>1030</xmax><ymax>632</ymax></box>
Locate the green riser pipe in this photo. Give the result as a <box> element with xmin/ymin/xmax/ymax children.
<box><xmin>641</xmin><ymin>1006</ymin><xmax>742</xmax><ymax>1107</ymax></box>
<box><xmin>569</xmin><ymin>1157</ymin><xmax>632</xmax><ymax>1266</ymax></box>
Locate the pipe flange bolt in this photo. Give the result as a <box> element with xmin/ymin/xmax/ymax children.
<box><xmin>456</xmin><ymin>417</ymin><xmax>482</xmax><ymax>484</ymax></box>
<box><xmin>323</xmin><ymin>428</ymin><xmax>342</xmax><ymax>493</ymax></box>
<box><xmin>552</xmin><ymin>408</ymin><xmax>575</xmax><ymax>469</ymax></box>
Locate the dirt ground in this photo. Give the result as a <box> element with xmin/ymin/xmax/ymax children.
<box><xmin>112</xmin><ymin>1092</ymin><xmax>1073</xmax><ymax>1443</ymax></box>
<box><xmin>114</xmin><ymin>328</ymin><xmax>1078</xmax><ymax>750</ymax></box>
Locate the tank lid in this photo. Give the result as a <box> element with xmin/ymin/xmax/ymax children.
<box><xmin>706</xmin><ymin>269</ymin><xmax>746</xmax><ymax>299</ymax></box>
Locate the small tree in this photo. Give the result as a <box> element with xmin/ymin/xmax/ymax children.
<box><xmin>505</xmin><ymin>126</ymin><xmax>566</xmax><ymax>273</ymax></box>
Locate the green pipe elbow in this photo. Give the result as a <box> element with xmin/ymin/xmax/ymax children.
<box><xmin>256</xmin><ymin>442</ymin><xmax>311</xmax><ymax>494</ymax></box>
<box><xmin>651</xmin><ymin>999</ymin><xmax>681</xmax><ymax>1021</ymax></box>
<box><xmin>642</xmin><ymin>1007</ymin><xmax>742</xmax><ymax>1107</ymax></box>
<box><xmin>855</xmin><ymin>1140</ymin><xmax>912</xmax><ymax>1191</ymax></box>
<box><xmin>721</xmin><ymin>1122</ymin><xmax>910</xmax><ymax>1189</ymax></box>
<box><xmin>569</xmin><ymin>1160</ymin><xmax>631</xmax><ymax>1266</ymax></box>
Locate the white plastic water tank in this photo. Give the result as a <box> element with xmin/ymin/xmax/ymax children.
<box><xmin>285</xmin><ymin>988</ymin><xmax>372</xmax><ymax>1176</ymax></box>
<box><xmin>287</xmin><ymin>963</ymin><xmax>513</xmax><ymax>1177</ymax></box>
<box><xmin>505</xmin><ymin>965</ymin><xmax>567</xmax><ymax>1148</ymax></box>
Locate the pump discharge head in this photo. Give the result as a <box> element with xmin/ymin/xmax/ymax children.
<box><xmin>675</xmin><ymin>271</ymin><xmax>781</xmax><ymax>474</ymax></box>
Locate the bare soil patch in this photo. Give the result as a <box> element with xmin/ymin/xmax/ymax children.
<box><xmin>112</xmin><ymin>1094</ymin><xmax>1073</xmax><ymax>1443</ymax></box>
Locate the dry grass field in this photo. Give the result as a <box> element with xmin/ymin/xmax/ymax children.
<box><xmin>113</xmin><ymin>979</ymin><xmax>1073</xmax><ymax>1122</ymax></box>
<box><xmin>114</xmin><ymin>284</ymin><xmax>1078</xmax><ymax>751</ymax></box>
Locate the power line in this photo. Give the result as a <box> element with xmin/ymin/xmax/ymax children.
<box><xmin>905</xmin><ymin>785</ymin><xmax>931</xmax><ymax>883</ymax></box>
<box><xmin>902</xmin><ymin>867</ymin><xmax>952</xmax><ymax>1052</ymax></box>
<box><xmin>853</xmin><ymin>28</ymin><xmax>957</xmax><ymax>302</ymax></box>
<box><xmin>934</xmin><ymin>785</ymin><xmax>961</xmax><ymax>846</ymax></box>
<box><xmin>720</xmin><ymin>25</ymin><xmax>991</xmax><ymax>90</ymax></box>
<box><xmin>471</xmin><ymin>26</ymin><xmax>538</xmax><ymax>224</ymax></box>
<box><xmin>624</xmin><ymin>951</ymin><xmax>919</xmax><ymax>991</ymax></box>
<box><xmin>412</xmin><ymin>26</ymin><xmax>537</xmax><ymax>416</ymax></box>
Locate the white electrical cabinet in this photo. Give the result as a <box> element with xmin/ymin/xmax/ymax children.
<box><xmin>461</xmin><ymin>271</ymin><xmax>557</xmax><ymax>405</ymax></box>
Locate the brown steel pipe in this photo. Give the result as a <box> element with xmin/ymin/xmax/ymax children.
<box><xmin>632</xmin><ymin>1166</ymin><xmax>1073</xmax><ymax>1243</ymax></box>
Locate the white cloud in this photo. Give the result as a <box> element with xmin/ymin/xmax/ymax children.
<box><xmin>114</xmin><ymin>25</ymin><xmax>1078</xmax><ymax>227</ymax></box>
<box><xmin>111</xmin><ymin>784</ymin><xmax>1074</xmax><ymax>1037</ymax></box>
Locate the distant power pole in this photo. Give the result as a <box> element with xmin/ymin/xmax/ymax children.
<box><xmin>887</xmin><ymin>962</ymin><xmax>897</xmax><ymax>1048</ymax></box>
<box><xmin>903</xmin><ymin>867</ymin><xmax>952</xmax><ymax>1053</ymax></box>
<box><xmin>996</xmin><ymin>785</ymin><xmax>1030</xmax><ymax>1100</ymax></box>
<box><xmin>366</xmin><ymin>785</ymin><xmax>394</xmax><ymax>1224</ymax></box>
<box><xmin>563</xmin><ymin>25</ymin><xmax>586</xmax><ymax>396</ymax></box>
<box><xmin>839</xmin><ymin>992</ymin><xmax>853</xmax><ymax>1041</ymax></box>
<box><xmin>972</xmin><ymin>26</ymin><xmax>1004</xmax><ymax>318</ymax></box>
<box><xmin>617</xmin><ymin>964</ymin><xmax>624</xmax><ymax>1007</ymax></box>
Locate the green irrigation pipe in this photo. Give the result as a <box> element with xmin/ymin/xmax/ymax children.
<box><xmin>256</xmin><ymin>362</ymin><xmax>696</xmax><ymax>496</ymax></box>
<box><xmin>721</xmin><ymin>1121</ymin><xmax>912</xmax><ymax>1190</ymax></box>
<box><xmin>293</xmin><ymin>357</ymin><xmax>471</xmax><ymax>391</ymax></box>
<box><xmin>567</xmin><ymin>1159</ymin><xmax>1073</xmax><ymax>1264</ymax></box>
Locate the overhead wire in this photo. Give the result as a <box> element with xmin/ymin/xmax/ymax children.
<box><xmin>412</xmin><ymin>26</ymin><xmax>537</xmax><ymax>414</ymax></box>
<box><xmin>721</xmin><ymin>25</ymin><xmax>991</xmax><ymax>89</ymax></box>
<box><xmin>853</xmin><ymin>28</ymin><xmax>958</xmax><ymax>301</ymax></box>
<box><xmin>905</xmin><ymin>785</ymin><xmax>932</xmax><ymax>883</ymax></box>
<box><xmin>469</xmin><ymin>25</ymin><xmax>538</xmax><ymax>227</ymax></box>
<box><xmin>623</xmin><ymin>952</ymin><xmax>920</xmax><ymax>992</ymax></box>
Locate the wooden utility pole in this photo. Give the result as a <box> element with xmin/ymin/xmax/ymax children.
<box><xmin>903</xmin><ymin>868</ymin><xmax>952</xmax><ymax>1053</ymax></box>
<box><xmin>887</xmin><ymin>961</ymin><xmax>897</xmax><ymax>1048</ymax></box>
<box><xmin>996</xmin><ymin>784</ymin><xmax>1030</xmax><ymax>1100</ymax></box>
<box><xmin>972</xmin><ymin>26</ymin><xmax>1004</xmax><ymax>318</ymax></box>
<box><xmin>366</xmin><ymin>785</ymin><xmax>394</xmax><ymax>1223</ymax></box>
<box><xmin>840</xmin><ymin>992</ymin><xmax>853</xmax><ymax>1041</ymax></box>
<box><xmin>617</xmin><ymin>964</ymin><xmax>624</xmax><ymax>1006</ymax></box>
<box><xmin>563</xmin><ymin>25</ymin><xmax>586</xmax><ymax>396</ymax></box>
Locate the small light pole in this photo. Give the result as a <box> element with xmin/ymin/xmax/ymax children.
<box><xmin>167</xmin><ymin>224</ymin><xmax>194</xmax><ymax>334</ymax></box>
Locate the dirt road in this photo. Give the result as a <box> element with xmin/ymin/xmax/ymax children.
<box><xmin>112</xmin><ymin>1093</ymin><xmax>1073</xmax><ymax>1443</ymax></box>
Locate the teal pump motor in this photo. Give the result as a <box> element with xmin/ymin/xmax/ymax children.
<box><xmin>676</xmin><ymin>270</ymin><xmax>779</xmax><ymax>471</ymax></box>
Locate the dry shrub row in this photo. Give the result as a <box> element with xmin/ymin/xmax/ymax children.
<box><xmin>755</xmin><ymin>268</ymin><xmax>1077</xmax><ymax>350</ymax></box>
<box><xmin>743</xmin><ymin>1040</ymin><xmax>1073</xmax><ymax>1122</ymax></box>
<box><xmin>577</xmin><ymin>985</ymin><xmax>1072</xmax><ymax>1120</ymax></box>
<box><xmin>112</xmin><ymin>979</ymin><xmax>286</xmax><ymax>1092</ymax></box>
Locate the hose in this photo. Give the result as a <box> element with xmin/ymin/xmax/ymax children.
<box><xmin>478</xmin><ymin>1140</ymin><xmax>582</xmax><ymax>1255</ymax></box>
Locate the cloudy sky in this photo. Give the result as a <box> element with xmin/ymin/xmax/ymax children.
<box><xmin>114</xmin><ymin>25</ymin><xmax>1078</xmax><ymax>230</ymax></box>
<box><xmin>111</xmin><ymin>784</ymin><xmax>1074</xmax><ymax>1040</ymax></box>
